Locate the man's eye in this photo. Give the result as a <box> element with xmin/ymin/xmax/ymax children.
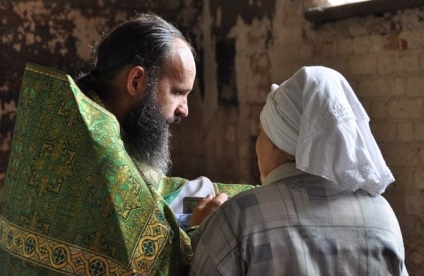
<box><xmin>175</xmin><ymin>90</ymin><xmax>190</xmax><ymax>97</ymax></box>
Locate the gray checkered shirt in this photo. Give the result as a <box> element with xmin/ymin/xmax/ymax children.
<box><xmin>190</xmin><ymin>163</ymin><xmax>407</xmax><ymax>276</ymax></box>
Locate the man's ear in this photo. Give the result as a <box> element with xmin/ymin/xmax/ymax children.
<box><xmin>126</xmin><ymin>66</ymin><xmax>146</xmax><ymax>98</ymax></box>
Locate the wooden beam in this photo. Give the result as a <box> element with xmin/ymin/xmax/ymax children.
<box><xmin>304</xmin><ymin>0</ymin><xmax>424</xmax><ymax>24</ymax></box>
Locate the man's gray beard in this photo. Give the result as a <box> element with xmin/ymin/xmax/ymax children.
<box><xmin>121</xmin><ymin>86</ymin><xmax>172</xmax><ymax>175</ymax></box>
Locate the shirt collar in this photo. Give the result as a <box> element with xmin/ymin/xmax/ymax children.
<box><xmin>263</xmin><ymin>162</ymin><xmax>305</xmax><ymax>186</ymax></box>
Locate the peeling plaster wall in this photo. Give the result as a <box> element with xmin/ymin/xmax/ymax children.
<box><xmin>172</xmin><ymin>0</ymin><xmax>277</xmax><ymax>184</ymax></box>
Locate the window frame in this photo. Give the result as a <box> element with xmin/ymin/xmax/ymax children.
<box><xmin>304</xmin><ymin>0</ymin><xmax>424</xmax><ymax>24</ymax></box>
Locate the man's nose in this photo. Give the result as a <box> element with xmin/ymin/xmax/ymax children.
<box><xmin>176</xmin><ymin>101</ymin><xmax>188</xmax><ymax>117</ymax></box>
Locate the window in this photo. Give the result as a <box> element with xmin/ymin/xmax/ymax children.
<box><xmin>304</xmin><ymin>0</ymin><xmax>424</xmax><ymax>24</ymax></box>
<box><xmin>326</xmin><ymin>0</ymin><xmax>370</xmax><ymax>6</ymax></box>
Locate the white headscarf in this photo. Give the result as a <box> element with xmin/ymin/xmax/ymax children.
<box><xmin>260</xmin><ymin>66</ymin><xmax>394</xmax><ymax>195</ymax></box>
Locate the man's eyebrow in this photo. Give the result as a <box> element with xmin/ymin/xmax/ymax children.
<box><xmin>176</xmin><ymin>87</ymin><xmax>192</xmax><ymax>92</ymax></box>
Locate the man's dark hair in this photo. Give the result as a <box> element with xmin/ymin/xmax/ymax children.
<box><xmin>77</xmin><ymin>13</ymin><xmax>195</xmax><ymax>101</ymax></box>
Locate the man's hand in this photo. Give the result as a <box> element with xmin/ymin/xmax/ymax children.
<box><xmin>190</xmin><ymin>193</ymin><xmax>228</xmax><ymax>226</ymax></box>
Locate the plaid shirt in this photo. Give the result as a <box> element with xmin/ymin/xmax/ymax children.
<box><xmin>190</xmin><ymin>163</ymin><xmax>407</xmax><ymax>276</ymax></box>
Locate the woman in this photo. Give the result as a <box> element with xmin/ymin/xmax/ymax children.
<box><xmin>189</xmin><ymin>66</ymin><xmax>408</xmax><ymax>276</ymax></box>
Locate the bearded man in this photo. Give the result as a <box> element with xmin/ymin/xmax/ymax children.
<box><xmin>0</xmin><ymin>13</ymin><xmax>252</xmax><ymax>275</ymax></box>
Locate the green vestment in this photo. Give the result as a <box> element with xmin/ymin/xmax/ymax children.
<box><xmin>0</xmin><ymin>63</ymin><xmax>253</xmax><ymax>275</ymax></box>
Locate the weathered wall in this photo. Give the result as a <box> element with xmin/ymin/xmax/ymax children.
<box><xmin>172</xmin><ymin>0</ymin><xmax>278</xmax><ymax>184</ymax></box>
<box><xmin>1</xmin><ymin>0</ymin><xmax>423</xmax><ymax>274</ymax></box>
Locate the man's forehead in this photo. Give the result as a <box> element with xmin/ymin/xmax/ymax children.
<box><xmin>163</xmin><ymin>42</ymin><xmax>196</xmax><ymax>79</ymax></box>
